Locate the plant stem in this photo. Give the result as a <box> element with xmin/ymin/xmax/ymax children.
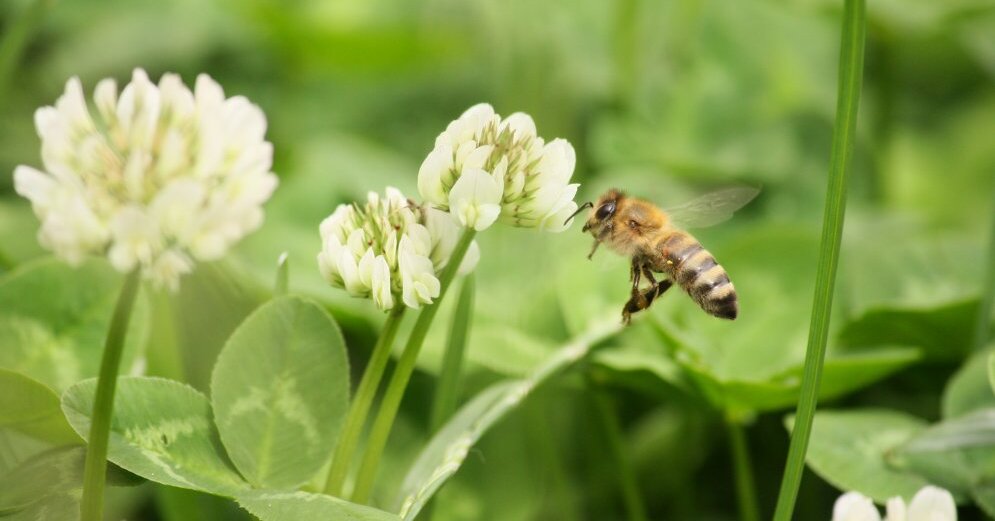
<box><xmin>0</xmin><ymin>0</ymin><xmax>51</xmax><ymax>111</ymax></box>
<box><xmin>80</xmin><ymin>269</ymin><xmax>141</xmax><ymax>521</ymax></box>
<box><xmin>772</xmin><ymin>1</ymin><xmax>865</xmax><ymax>520</ymax></box>
<box><xmin>351</xmin><ymin>229</ymin><xmax>476</xmax><ymax>504</ymax></box>
<box><xmin>323</xmin><ymin>305</ymin><xmax>406</xmax><ymax>496</ymax></box>
<box><xmin>429</xmin><ymin>275</ymin><xmax>475</xmax><ymax>431</ymax></box>
<box><xmin>591</xmin><ymin>386</ymin><xmax>647</xmax><ymax>521</ymax></box>
<box><xmin>973</xmin><ymin>184</ymin><xmax>995</xmax><ymax>352</ymax></box>
<box><xmin>728</xmin><ymin>420</ymin><xmax>760</xmax><ymax>521</ymax></box>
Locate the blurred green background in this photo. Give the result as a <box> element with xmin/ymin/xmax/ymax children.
<box><xmin>1</xmin><ymin>0</ymin><xmax>994</xmax><ymax>519</ymax></box>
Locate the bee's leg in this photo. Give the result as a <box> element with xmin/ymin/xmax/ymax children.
<box><xmin>641</xmin><ymin>265</ymin><xmax>657</xmax><ymax>285</ymax></box>
<box><xmin>622</xmin><ymin>279</ymin><xmax>673</xmax><ymax>325</ymax></box>
<box><xmin>586</xmin><ymin>239</ymin><xmax>602</xmax><ymax>260</ymax></box>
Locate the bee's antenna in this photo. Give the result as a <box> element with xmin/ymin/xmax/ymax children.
<box><xmin>564</xmin><ymin>202</ymin><xmax>593</xmax><ymax>226</ymax></box>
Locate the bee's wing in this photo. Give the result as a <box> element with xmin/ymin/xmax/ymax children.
<box><xmin>665</xmin><ymin>186</ymin><xmax>760</xmax><ymax>229</ymax></box>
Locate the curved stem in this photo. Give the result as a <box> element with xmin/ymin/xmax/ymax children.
<box><xmin>772</xmin><ymin>1</ymin><xmax>866</xmax><ymax>519</ymax></box>
<box><xmin>80</xmin><ymin>269</ymin><xmax>141</xmax><ymax>521</ymax></box>
<box><xmin>430</xmin><ymin>275</ymin><xmax>475</xmax><ymax>431</ymax></box>
<box><xmin>351</xmin><ymin>229</ymin><xmax>476</xmax><ymax>504</ymax></box>
<box><xmin>728</xmin><ymin>420</ymin><xmax>760</xmax><ymax>521</ymax></box>
<box><xmin>323</xmin><ymin>306</ymin><xmax>406</xmax><ymax>496</ymax></box>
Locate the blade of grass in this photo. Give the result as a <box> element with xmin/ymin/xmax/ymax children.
<box><xmin>274</xmin><ymin>252</ymin><xmax>289</xmax><ymax>297</ymax></box>
<box><xmin>973</xmin><ymin>184</ymin><xmax>995</xmax><ymax>352</ymax></box>
<box><xmin>429</xmin><ymin>275</ymin><xmax>475</xmax><ymax>431</ymax></box>
<box><xmin>728</xmin><ymin>420</ymin><xmax>760</xmax><ymax>521</ymax></box>
<box><xmin>772</xmin><ymin>0</ymin><xmax>866</xmax><ymax>519</ymax></box>
<box><xmin>590</xmin><ymin>383</ymin><xmax>647</xmax><ymax>521</ymax></box>
<box><xmin>0</xmin><ymin>0</ymin><xmax>51</xmax><ymax>110</ymax></box>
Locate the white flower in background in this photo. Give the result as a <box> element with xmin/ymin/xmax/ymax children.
<box><xmin>317</xmin><ymin>187</ymin><xmax>479</xmax><ymax>311</ymax></box>
<box><xmin>13</xmin><ymin>69</ymin><xmax>278</xmax><ymax>291</ymax></box>
<box><xmin>418</xmin><ymin>103</ymin><xmax>579</xmax><ymax>232</ymax></box>
<box><xmin>832</xmin><ymin>486</ymin><xmax>957</xmax><ymax>521</ymax></box>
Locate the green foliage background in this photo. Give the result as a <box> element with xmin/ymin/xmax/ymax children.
<box><xmin>0</xmin><ymin>0</ymin><xmax>993</xmax><ymax>519</ymax></box>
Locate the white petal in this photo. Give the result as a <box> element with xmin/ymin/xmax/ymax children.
<box><xmin>502</xmin><ymin>112</ymin><xmax>537</xmax><ymax>139</ymax></box>
<box><xmin>907</xmin><ymin>486</ymin><xmax>956</xmax><ymax>521</ymax></box>
<box><xmin>448</xmin><ymin>169</ymin><xmax>502</xmax><ymax>231</ymax></box>
<box><xmin>885</xmin><ymin>497</ymin><xmax>907</xmax><ymax>521</ymax></box>
<box><xmin>371</xmin><ymin>255</ymin><xmax>394</xmax><ymax>310</ymax></box>
<box><xmin>417</xmin><ymin>147</ymin><xmax>453</xmax><ymax>206</ymax></box>
<box><xmin>147</xmin><ymin>249</ymin><xmax>193</xmax><ymax>292</ymax></box>
<box><xmin>833</xmin><ymin>492</ymin><xmax>882</xmax><ymax>521</ymax></box>
<box><xmin>13</xmin><ymin>166</ymin><xmax>57</xmax><ymax>212</ymax></box>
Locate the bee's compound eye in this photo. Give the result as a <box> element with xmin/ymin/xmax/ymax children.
<box><xmin>596</xmin><ymin>201</ymin><xmax>615</xmax><ymax>220</ymax></box>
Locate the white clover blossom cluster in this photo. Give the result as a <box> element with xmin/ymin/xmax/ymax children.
<box><xmin>14</xmin><ymin>69</ymin><xmax>277</xmax><ymax>290</ymax></box>
<box><xmin>832</xmin><ymin>486</ymin><xmax>957</xmax><ymax>521</ymax></box>
<box><xmin>418</xmin><ymin>103</ymin><xmax>579</xmax><ymax>232</ymax></box>
<box><xmin>317</xmin><ymin>187</ymin><xmax>479</xmax><ymax>311</ymax></box>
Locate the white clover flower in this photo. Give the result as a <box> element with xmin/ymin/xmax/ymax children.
<box><xmin>13</xmin><ymin>69</ymin><xmax>278</xmax><ymax>291</ymax></box>
<box><xmin>418</xmin><ymin>103</ymin><xmax>579</xmax><ymax>232</ymax></box>
<box><xmin>317</xmin><ymin>187</ymin><xmax>479</xmax><ymax>311</ymax></box>
<box><xmin>831</xmin><ymin>486</ymin><xmax>957</xmax><ymax>521</ymax></box>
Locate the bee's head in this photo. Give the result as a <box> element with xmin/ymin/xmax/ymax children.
<box><xmin>564</xmin><ymin>189</ymin><xmax>623</xmax><ymax>235</ymax></box>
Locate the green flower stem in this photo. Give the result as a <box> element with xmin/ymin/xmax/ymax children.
<box><xmin>772</xmin><ymin>1</ymin><xmax>866</xmax><ymax>520</ymax></box>
<box><xmin>323</xmin><ymin>305</ymin><xmax>406</xmax><ymax>496</ymax></box>
<box><xmin>429</xmin><ymin>275</ymin><xmax>475</xmax><ymax>431</ymax></box>
<box><xmin>973</xmin><ymin>184</ymin><xmax>995</xmax><ymax>351</ymax></box>
<box><xmin>80</xmin><ymin>269</ymin><xmax>142</xmax><ymax>521</ymax></box>
<box><xmin>351</xmin><ymin>228</ymin><xmax>476</xmax><ymax>504</ymax></box>
<box><xmin>591</xmin><ymin>385</ymin><xmax>647</xmax><ymax>521</ymax></box>
<box><xmin>728</xmin><ymin>420</ymin><xmax>760</xmax><ymax>521</ymax></box>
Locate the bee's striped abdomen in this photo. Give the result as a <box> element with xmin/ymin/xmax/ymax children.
<box><xmin>659</xmin><ymin>232</ymin><xmax>738</xmax><ymax>320</ymax></box>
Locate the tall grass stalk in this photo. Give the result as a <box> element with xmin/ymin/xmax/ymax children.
<box><xmin>323</xmin><ymin>305</ymin><xmax>406</xmax><ymax>496</ymax></box>
<box><xmin>591</xmin><ymin>386</ymin><xmax>647</xmax><ymax>521</ymax></box>
<box><xmin>351</xmin><ymin>229</ymin><xmax>477</xmax><ymax>504</ymax></box>
<box><xmin>728</xmin><ymin>420</ymin><xmax>760</xmax><ymax>521</ymax></box>
<box><xmin>80</xmin><ymin>269</ymin><xmax>142</xmax><ymax>521</ymax></box>
<box><xmin>973</xmin><ymin>184</ymin><xmax>995</xmax><ymax>352</ymax></box>
<box><xmin>0</xmin><ymin>0</ymin><xmax>51</xmax><ymax>110</ymax></box>
<box><xmin>430</xmin><ymin>275</ymin><xmax>475</xmax><ymax>431</ymax></box>
<box><xmin>772</xmin><ymin>0</ymin><xmax>866</xmax><ymax>519</ymax></box>
<box><xmin>274</xmin><ymin>252</ymin><xmax>289</xmax><ymax>297</ymax></box>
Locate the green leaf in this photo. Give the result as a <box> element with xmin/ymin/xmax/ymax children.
<box><xmin>61</xmin><ymin>376</ymin><xmax>249</xmax><ymax>496</ymax></box>
<box><xmin>989</xmin><ymin>352</ymin><xmax>995</xmax><ymax>395</ymax></box>
<box><xmin>0</xmin><ymin>445</ymin><xmax>140</xmax><ymax>515</ymax></box>
<box><xmin>595</xmin><ymin>318</ymin><xmax>918</xmax><ymax>414</ymax></box>
<box><xmin>943</xmin><ymin>348</ymin><xmax>995</xmax><ymax>418</ymax></box>
<box><xmin>395</xmin><ymin>321</ymin><xmax>620</xmax><ymax>520</ymax></box>
<box><xmin>791</xmin><ymin>409</ymin><xmax>929</xmax><ymax>502</ymax></box>
<box><xmin>211</xmin><ymin>296</ymin><xmax>349</xmax><ymax>489</ymax></box>
<box><xmin>0</xmin><ymin>257</ymin><xmax>149</xmax><ymax>392</ymax></box>
<box><xmin>237</xmin><ymin>490</ymin><xmax>400</xmax><ymax>521</ymax></box>
<box><xmin>0</xmin><ymin>369</ymin><xmax>79</xmax><ymax>444</ymax></box>
<box><xmin>840</xmin><ymin>299</ymin><xmax>979</xmax><ymax>360</ymax></box>
<box><xmin>891</xmin><ymin>408</ymin><xmax>995</xmax><ymax>496</ymax></box>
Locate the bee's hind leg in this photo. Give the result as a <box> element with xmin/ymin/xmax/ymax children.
<box><xmin>621</xmin><ymin>278</ymin><xmax>674</xmax><ymax>325</ymax></box>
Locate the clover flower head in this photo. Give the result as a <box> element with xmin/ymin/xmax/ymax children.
<box><xmin>13</xmin><ymin>68</ymin><xmax>278</xmax><ymax>291</ymax></box>
<box><xmin>418</xmin><ymin>103</ymin><xmax>579</xmax><ymax>232</ymax></box>
<box><xmin>317</xmin><ymin>187</ymin><xmax>479</xmax><ymax>311</ymax></box>
<box><xmin>832</xmin><ymin>486</ymin><xmax>956</xmax><ymax>521</ymax></box>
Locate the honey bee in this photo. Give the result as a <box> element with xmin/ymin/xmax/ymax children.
<box><xmin>566</xmin><ymin>187</ymin><xmax>759</xmax><ymax>324</ymax></box>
